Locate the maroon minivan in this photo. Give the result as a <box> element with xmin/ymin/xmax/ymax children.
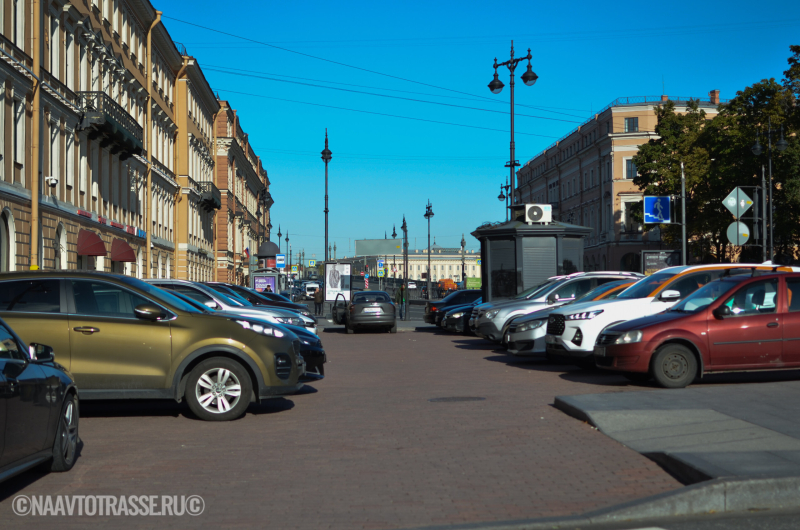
<box><xmin>595</xmin><ymin>272</ymin><xmax>800</xmax><ymax>388</ymax></box>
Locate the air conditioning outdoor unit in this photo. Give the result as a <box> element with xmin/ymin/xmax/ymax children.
<box><xmin>524</xmin><ymin>203</ymin><xmax>552</xmax><ymax>224</ymax></box>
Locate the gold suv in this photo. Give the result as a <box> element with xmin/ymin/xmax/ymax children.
<box><xmin>0</xmin><ymin>271</ymin><xmax>304</xmax><ymax>421</ymax></box>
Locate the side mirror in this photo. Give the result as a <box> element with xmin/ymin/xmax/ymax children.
<box><xmin>546</xmin><ymin>293</ymin><xmax>559</xmax><ymax>305</ymax></box>
<box><xmin>713</xmin><ymin>305</ymin><xmax>732</xmax><ymax>319</ymax></box>
<box><xmin>134</xmin><ymin>303</ymin><xmax>166</xmax><ymax>321</ymax></box>
<box><xmin>659</xmin><ymin>290</ymin><xmax>681</xmax><ymax>302</ymax></box>
<box><xmin>204</xmin><ymin>300</ymin><xmax>220</xmax><ymax>310</ymax></box>
<box><xmin>29</xmin><ymin>343</ymin><xmax>55</xmax><ymax>363</ymax></box>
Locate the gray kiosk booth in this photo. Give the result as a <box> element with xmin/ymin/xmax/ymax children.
<box><xmin>250</xmin><ymin>240</ymin><xmax>282</xmax><ymax>293</ymax></box>
<box><xmin>471</xmin><ymin>205</ymin><xmax>591</xmax><ymax>303</ymax></box>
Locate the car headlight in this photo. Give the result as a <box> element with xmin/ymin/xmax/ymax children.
<box><xmin>517</xmin><ymin>320</ymin><xmax>546</xmax><ymax>333</ymax></box>
<box><xmin>301</xmin><ymin>311</ymin><xmax>313</xmax><ymax>318</ymax></box>
<box><xmin>485</xmin><ymin>309</ymin><xmax>500</xmax><ymax>319</ymax></box>
<box><xmin>567</xmin><ymin>310</ymin><xmax>604</xmax><ymax>320</ymax></box>
<box><xmin>614</xmin><ymin>330</ymin><xmax>643</xmax><ymax>344</ymax></box>
<box><xmin>234</xmin><ymin>320</ymin><xmax>285</xmax><ymax>338</ymax></box>
<box><xmin>274</xmin><ymin>316</ymin><xmax>303</xmax><ymax>326</ymax></box>
<box><xmin>451</xmin><ymin>311</ymin><xmax>464</xmax><ymax>319</ymax></box>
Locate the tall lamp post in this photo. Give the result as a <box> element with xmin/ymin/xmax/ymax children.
<box><xmin>489</xmin><ymin>41</ymin><xmax>538</xmax><ymax>206</ymax></box>
<box><xmin>751</xmin><ymin>117</ymin><xmax>788</xmax><ymax>261</ymax></box>
<box><xmin>424</xmin><ymin>200</ymin><xmax>434</xmax><ymax>299</ymax></box>
<box><xmin>277</xmin><ymin>225</ymin><xmax>282</xmax><ymax>254</ymax></box>
<box><xmin>461</xmin><ymin>234</ymin><xmax>466</xmax><ymax>287</ymax></box>
<box><xmin>498</xmin><ymin>178</ymin><xmax>511</xmax><ymax>221</ymax></box>
<box><xmin>401</xmin><ymin>216</ymin><xmax>409</xmax><ymax>320</ymax></box>
<box><xmin>321</xmin><ymin>129</ymin><xmax>332</xmax><ymax>262</ymax></box>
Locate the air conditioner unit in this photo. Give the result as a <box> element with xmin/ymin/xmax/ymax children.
<box><xmin>524</xmin><ymin>203</ymin><xmax>552</xmax><ymax>224</ymax></box>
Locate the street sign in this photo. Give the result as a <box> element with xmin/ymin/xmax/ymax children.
<box><xmin>309</xmin><ymin>259</ymin><xmax>316</xmax><ymax>267</ymax></box>
<box><xmin>477</xmin><ymin>258</ymin><xmax>481</xmax><ymax>266</ymax></box>
<box><xmin>644</xmin><ymin>196</ymin><xmax>672</xmax><ymax>224</ymax></box>
<box><xmin>723</xmin><ymin>188</ymin><xmax>754</xmax><ymax>219</ymax></box>
<box><xmin>365</xmin><ymin>278</ymin><xmax>369</xmax><ymax>288</ymax></box>
<box><xmin>365</xmin><ymin>274</ymin><xmax>369</xmax><ymax>279</ymax></box>
<box><xmin>360</xmin><ymin>271</ymin><xmax>365</xmax><ymax>277</ymax></box>
<box><xmin>727</xmin><ymin>221</ymin><xmax>750</xmax><ymax>246</ymax></box>
<box><xmin>377</xmin><ymin>269</ymin><xmax>385</xmax><ymax>277</ymax></box>
<box><xmin>393</xmin><ymin>267</ymin><xmax>397</xmax><ymax>273</ymax></box>
<box><xmin>276</xmin><ymin>254</ymin><xmax>286</xmax><ymax>269</ymax></box>
<box><xmin>377</xmin><ymin>259</ymin><xmax>385</xmax><ymax>269</ymax></box>
<box><xmin>291</xmin><ymin>265</ymin><xmax>298</xmax><ymax>273</ymax></box>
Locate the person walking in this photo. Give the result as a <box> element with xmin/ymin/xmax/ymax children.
<box><xmin>313</xmin><ymin>288</ymin><xmax>324</xmax><ymax>316</ymax></box>
<box><xmin>394</xmin><ymin>284</ymin><xmax>406</xmax><ymax>320</ymax></box>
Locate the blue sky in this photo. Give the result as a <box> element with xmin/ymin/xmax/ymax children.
<box><xmin>155</xmin><ymin>0</ymin><xmax>800</xmax><ymax>262</ymax></box>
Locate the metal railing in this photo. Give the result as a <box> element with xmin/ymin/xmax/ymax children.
<box><xmin>152</xmin><ymin>158</ymin><xmax>176</xmax><ymax>181</ymax></box>
<box><xmin>77</xmin><ymin>91</ymin><xmax>143</xmax><ymax>144</ymax></box>
<box><xmin>198</xmin><ymin>181</ymin><xmax>222</xmax><ymax>210</ymax></box>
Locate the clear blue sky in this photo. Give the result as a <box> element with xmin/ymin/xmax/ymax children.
<box><xmin>155</xmin><ymin>0</ymin><xmax>799</xmax><ymax>262</ymax></box>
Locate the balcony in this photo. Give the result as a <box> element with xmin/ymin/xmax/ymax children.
<box><xmin>77</xmin><ymin>91</ymin><xmax>143</xmax><ymax>160</ymax></box>
<box><xmin>198</xmin><ymin>181</ymin><xmax>221</xmax><ymax>211</ymax></box>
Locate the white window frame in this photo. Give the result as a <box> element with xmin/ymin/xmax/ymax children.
<box><xmin>624</xmin><ymin>158</ymin><xmax>637</xmax><ymax>180</ymax></box>
<box><xmin>621</xmin><ymin>198</ymin><xmax>643</xmax><ymax>233</ymax></box>
<box><xmin>13</xmin><ymin>95</ymin><xmax>25</xmax><ymax>184</ymax></box>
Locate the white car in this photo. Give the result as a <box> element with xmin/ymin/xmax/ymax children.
<box><xmin>544</xmin><ymin>263</ymin><xmax>792</xmax><ymax>367</ymax></box>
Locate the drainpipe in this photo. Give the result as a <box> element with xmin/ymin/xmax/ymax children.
<box><xmin>30</xmin><ymin>0</ymin><xmax>42</xmax><ymax>269</ymax></box>
<box><xmin>173</xmin><ymin>57</ymin><xmax>188</xmax><ymax>278</ymax></box>
<box><xmin>212</xmin><ymin>110</ymin><xmax>218</xmax><ymax>281</ymax></box>
<box><xmin>144</xmin><ymin>10</ymin><xmax>162</xmax><ymax>278</ymax></box>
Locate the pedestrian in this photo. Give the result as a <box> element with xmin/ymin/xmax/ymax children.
<box><xmin>266</xmin><ymin>285</ymin><xmax>273</xmax><ymax>293</ymax></box>
<box><xmin>313</xmin><ymin>287</ymin><xmax>324</xmax><ymax>316</ymax></box>
<box><xmin>394</xmin><ymin>284</ymin><xmax>406</xmax><ymax>320</ymax></box>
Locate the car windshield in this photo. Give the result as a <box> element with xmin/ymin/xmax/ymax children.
<box><xmin>669</xmin><ymin>280</ymin><xmax>739</xmax><ymax>313</ymax></box>
<box><xmin>261</xmin><ymin>291</ymin><xmax>292</xmax><ymax>303</ymax></box>
<box><xmin>616</xmin><ymin>271</ymin><xmax>678</xmax><ymax>300</ymax></box>
<box><xmin>119</xmin><ymin>277</ymin><xmax>204</xmax><ymax>313</ymax></box>
<box><xmin>168</xmin><ymin>290</ymin><xmax>214</xmax><ymax>313</ymax></box>
<box><xmin>570</xmin><ymin>280</ymin><xmax>630</xmax><ymax>305</ymax></box>
<box><xmin>353</xmin><ymin>292</ymin><xmax>391</xmax><ymax>303</ymax></box>
<box><xmin>205</xmin><ymin>284</ymin><xmax>253</xmax><ymax>307</ymax></box>
<box><xmin>513</xmin><ymin>279</ymin><xmax>560</xmax><ymax>300</ymax></box>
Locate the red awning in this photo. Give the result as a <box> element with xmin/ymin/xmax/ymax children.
<box><xmin>77</xmin><ymin>230</ymin><xmax>107</xmax><ymax>257</ymax></box>
<box><xmin>110</xmin><ymin>239</ymin><xmax>136</xmax><ymax>262</ymax></box>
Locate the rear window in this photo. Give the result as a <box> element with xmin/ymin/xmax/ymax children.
<box><xmin>353</xmin><ymin>292</ymin><xmax>391</xmax><ymax>303</ymax></box>
<box><xmin>0</xmin><ymin>279</ymin><xmax>61</xmax><ymax>313</ymax></box>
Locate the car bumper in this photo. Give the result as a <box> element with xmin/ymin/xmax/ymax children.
<box><xmin>443</xmin><ymin>316</ymin><xmax>465</xmax><ymax>332</ymax></box>
<box><xmin>350</xmin><ymin>315</ymin><xmax>396</xmax><ymax>327</ymax></box>
<box><xmin>476</xmin><ymin>321</ymin><xmax>502</xmax><ymax>341</ymax></box>
<box><xmin>594</xmin><ymin>342</ymin><xmax>650</xmax><ymax>372</ymax></box>
<box><xmin>259</xmin><ymin>382</ymin><xmax>304</xmax><ymax>400</ymax></box>
<box><xmin>545</xmin><ymin>333</ymin><xmax>594</xmax><ymax>359</ymax></box>
<box><xmin>506</xmin><ymin>329</ymin><xmax>547</xmax><ymax>355</ymax></box>
<box><xmin>423</xmin><ymin>313</ymin><xmax>437</xmax><ymax>324</ymax></box>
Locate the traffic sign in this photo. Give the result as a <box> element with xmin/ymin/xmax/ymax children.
<box><xmin>276</xmin><ymin>254</ymin><xmax>286</xmax><ymax>269</ymax></box>
<box><xmin>365</xmin><ymin>278</ymin><xmax>369</xmax><ymax>288</ymax></box>
<box><xmin>377</xmin><ymin>259</ymin><xmax>385</xmax><ymax>269</ymax></box>
<box><xmin>393</xmin><ymin>267</ymin><xmax>398</xmax><ymax>273</ymax></box>
<box><xmin>477</xmin><ymin>258</ymin><xmax>481</xmax><ymax>266</ymax></box>
<box><xmin>377</xmin><ymin>269</ymin><xmax>385</xmax><ymax>277</ymax></box>
<box><xmin>291</xmin><ymin>265</ymin><xmax>298</xmax><ymax>273</ymax></box>
<box><xmin>365</xmin><ymin>274</ymin><xmax>369</xmax><ymax>279</ymax></box>
<box><xmin>309</xmin><ymin>259</ymin><xmax>316</xmax><ymax>267</ymax></box>
<box><xmin>723</xmin><ymin>188</ymin><xmax>754</xmax><ymax>219</ymax></box>
<box><xmin>644</xmin><ymin>196</ymin><xmax>672</xmax><ymax>224</ymax></box>
<box><xmin>727</xmin><ymin>221</ymin><xmax>750</xmax><ymax>246</ymax></box>
<box><xmin>360</xmin><ymin>271</ymin><xmax>365</xmax><ymax>277</ymax></box>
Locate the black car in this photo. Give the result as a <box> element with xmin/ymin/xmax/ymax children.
<box><xmin>424</xmin><ymin>290</ymin><xmax>482</xmax><ymax>326</ymax></box>
<box><xmin>284</xmin><ymin>324</ymin><xmax>326</xmax><ymax>381</ymax></box>
<box><xmin>0</xmin><ymin>317</ymin><xmax>79</xmax><ymax>483</ymax></box>
<box><xmin>204</xmin><ymin>282</ymin><xmax>314</xmax><ymax>320</ymax></box>
<box><xmin>441</xmin><ymin>298</ymin><xmax>483</xmax><ymax>333</ymax></box>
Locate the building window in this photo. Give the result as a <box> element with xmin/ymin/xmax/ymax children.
<box><xmin>49</xmin><ymin>120</ymin><xmax>60</xmax><ymax>188</ymax></box>
<box><xmin>624</xmin><ymin>117</ymin><xmax>639</xmax><ymax>133</ymax></box>
<box><xmin>606</xmin><ymin>121</ymin><xmax>610</xmax><ymax>134</ymax></box>
<box><xmin>622</xmin><ymin>201</ymin><xmax>642</xmax><ymax>233</ymax></box>
<box><xmin>13</xmin><ymin>97</ymin><xmax>24</xmax><ymax>183</ymax></box>
<box><xmin>626</xmin><ymin>159</ymin><xmax>637</xmax><ymax>180</ymax></box>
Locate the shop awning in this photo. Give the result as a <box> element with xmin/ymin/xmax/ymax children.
<box><xmin>77</xmin><ymin>230</ymin><xmax>107</xmax><ymax>256</ymax></box>
<box><xmin>110</xmin><ymin>238</ymin><xmax>136</xmax><ymax>262</ymax></box>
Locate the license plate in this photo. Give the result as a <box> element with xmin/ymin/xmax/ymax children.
<box><xmin>594</xmin><ymin>346</ymin><xmax>606</xmax><ymax>357</ymax></box>
<box><xmin>364</xmin><ymin>307</ymin><xmax>382</xmax><ymax>313</ymax></box>
<box><xmin>545</xmin><ymin>334</ymin><xmax>556</xmax><ymax>344</ymax></box>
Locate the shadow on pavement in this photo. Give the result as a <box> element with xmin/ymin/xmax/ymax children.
<box><xmin>80</xmin><ymin>397</ymin><xmax>295</xmax><ymax>419</ymax></box>
<box><xmin>0</xmin><ymin>440</ymin><xmax>86</xmax><ymax>502</ymax></box>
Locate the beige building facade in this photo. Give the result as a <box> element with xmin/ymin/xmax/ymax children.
<box><xmin>516</xmin><ymin>93</ymin><xmax>721</xmax><ymax>273</ymax></box>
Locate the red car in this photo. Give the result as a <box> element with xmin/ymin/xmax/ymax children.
<box><xmin>595</xmin><ymin>271</ymin><xmax>800</xmax><ymax>388</ymax></box>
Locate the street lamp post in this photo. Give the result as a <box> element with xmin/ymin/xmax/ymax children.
<box><xmin>498</xmin><ymin>178</ymin><xmax>511</xmax><ymax>221</ymax></box>
<box><xmin>277</xmin><ymin>225</ymin><xmax>282</xmax><ymax>254</ymax></box>
<box><xmin>401</xmin><ymin>216</ymin><xmax>409</xmax><ymax>320</ymax></box>
<box><xmin>321</xmin><ymin>129</ymin><xmax>332</xmax><ymax>262</ymax></box>
<box><xmin>489</xmin><ymin>41</ymin><xmax>538</xmax><ymax>207</ymax></box>
<box><xmin>751</xmin><ymin>117</ymin><xmax>789</xmax><ymax>261</ymax></box>
<box><xmin>461</xmin><ymin>234</ymin><xmax>466</xmax><ymax>287</ymax></box>
<box><xmin>424</xmin><ymin>200</ymin><xmax>434</xmax><ymax>299</ymax></box>
<box><xmin>333</xmin><ymin>242</ymin><xmax>337</xmax><ymax>260</ymax></box>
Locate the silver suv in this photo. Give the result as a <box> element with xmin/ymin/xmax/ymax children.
<box><xmin>471</xmin><ymin>271</ymin><xmax>643</xmax><ymax>342</ymax></box>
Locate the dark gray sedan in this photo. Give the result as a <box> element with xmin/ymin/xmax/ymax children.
<box><xmin>333</xmin><ymin>291</ymin><xmax>397</xmax><ymax>334</ymax></box>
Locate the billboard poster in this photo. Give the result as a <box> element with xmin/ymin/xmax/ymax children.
<box><xmin>325</xmin><ymin>262</ymin><xmax>351</xmax><ymax>301</ymax></box>
<box><xmin>641</xmin><ymin>250</ymin><xmax>681</xmax><ymax>275</ymax></box>
<box><xmin>253</xmin><ymin>276</ymin><xmax>276</xmax><ymax>293</ymax></box>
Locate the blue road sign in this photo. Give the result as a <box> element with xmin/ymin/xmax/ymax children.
<box><xmin>644</xmin><ymin>196</ymin><xmax>672</xmax><ymax>224</ymax></box>
<box><xmin>276</xmin><ymin>254</ymin><xmax>286</xmax><ymax>269</ymax></box>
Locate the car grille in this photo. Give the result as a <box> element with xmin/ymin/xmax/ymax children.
<box><xmin>596</xmin><ymin>332</ymin><xmax>620</xmax><ymax>346</ymax></box>
<box><xmin>547</xmin><ymin>314</ymin><xmax>565</xmax><ymax>336</ymax></box>
<box><xmin>471</xmin><ymin>307</ymin><xmax>479</xmax><ymax>320</ymax></box>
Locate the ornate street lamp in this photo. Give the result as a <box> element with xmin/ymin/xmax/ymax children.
<box><xmin>424</xmin><ymin>201</ymin><xmax>434</xmax><ymax>299</ymax></box>
<box><xmin>461</xmin><ymin>234</ymin><xmax>466</xmax><ymax>285</ymax></box>
<box><xmin>751</xmin><ymin>118</ymin><xmax>789</xmax><ymax>261</ymax></box>
<box><xmin>321</xmin><ymin>129</ymin><xmax>332</xmax><ymax>262</ymax></box>
<box><xmin>489</xmin><ymin>41</ymin><xmax>537</xmax><ymax>208</ymax></box>
<box><xmin>401</xmin><ymin>215</ymin><xmax>409</xmax><ymax>320</ymax></box>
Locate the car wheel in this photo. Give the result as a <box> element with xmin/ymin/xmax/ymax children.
<box><xmin>186</xmin><ymin>358</ymin><xmax>252</xmax><ymax>421</ymax></box>
<box><xmin>651</xmin><ymin>344</ymin><xmax>697</xmax><ymax>389</ymax></box>
<box><xmin>623</xmin><ymin>372</ymin><xmax>651</xmax><ymax>383</ymax></box>
<box><xmin>346</xmin><ymin>322</ymin><xmax>354</xmax><ymax>334</ymax></box>
<box><xmin>390</xmin><ymin>322</ymin><xmax>397</xmax><ymax>333</ymax></box>
<box><xmin>50</xmin><ymin>393</ymin><xmax>79</xmax><ymax>472</ymax></box>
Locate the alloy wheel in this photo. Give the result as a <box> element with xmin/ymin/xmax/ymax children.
<box><xmin>195</xmin><ymin>368</ymin><xmax>243</xmax><ymax>414</ymax></box>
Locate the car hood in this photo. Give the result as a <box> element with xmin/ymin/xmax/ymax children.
<box><xmin>606</xmin><ymin>310</ymin><xmax>691</xmax><ymax>333</ymax></box>
<box><xmin>444</xmin><ymin>303</ymin><xmax>476</xmax><ymax>315</ymax></box>
<box><xmin>512</xmin><ymin>305</ymin><xmax>560</xmax><ymax>324</ymax></box>
<box><xmin>550</xmin><ymin>297</ymin><xmax>653</xmax><ymax>316</ymax></box>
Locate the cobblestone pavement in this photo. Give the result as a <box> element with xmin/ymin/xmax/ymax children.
<box><xmin>0</xmin><ymin>328</ymin><xmax>681</xmax><ymax>529</ymax></box>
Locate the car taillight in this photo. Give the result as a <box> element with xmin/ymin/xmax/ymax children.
<box><xmin>431</xmin><ymin>306</ymin><xmax>437</xmax><ymax>312</ymax></box>
<box><xmin>350</xmin><ymin>305</ymin><xmax>355</xmax><ymax>313</ymax></box>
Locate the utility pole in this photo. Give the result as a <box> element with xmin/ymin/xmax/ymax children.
<box><xmin>402</xmin><ymin>216</ymin><xmax>409</xmax><ymax>321</ymax></box>
<box><xmin>680</xmin><ymin>162</ymin><xmax>687</xmax><ymax>266</ymax></box>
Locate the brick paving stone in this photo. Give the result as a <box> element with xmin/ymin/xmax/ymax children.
<box><xmin>0</xmin><ymin>328</ymin><xmax>681</xmax><ymax>529</ymax></box>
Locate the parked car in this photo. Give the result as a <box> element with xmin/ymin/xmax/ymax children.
<box><xmin>424</xmin><ymin>289</ymin><xmax>482</xmax><ymax>326</ymax></box>
<box><xmin>0</xmin><ymin>272</ymin><xmax>305</xmax><ymax>421</ymax></box>
<box><xmin>0</xmin><ymin>317</ymin><xmax>79</xmax><ymax>483</ymax></box>
<box><xmin>332</xmin><ymin>291</ymin><xmax>397</xmax><ymax>333</ymax></box>
<box><xmin>408</xmin><ymin>282</ymin><xmax>417</xmax><ymax>290</ymax></box>
<box><xmin>473</xmin><ymin>272</ymin><xmax>643</xmax><ymax>342</ymax></box>
<box><xmin>204</xmin><ymin>282</ymin><xmax>314</xmax><ymax>319</ymax></box>
<box><xmin>504</xmin><ymin>280</ymin><xmax>634</xmax><ymax>356</ymax></box>
<box><xmin>149</xmin><ymin>279</ymin><xmax>317</xmax><ymax>335</ymax></box>
<box><xmin>441</xmin><ymin>297</ymin><xmax>482</xmax><ymax>333</ymax></box>
<box><xmin>304</xmin><ymin>282</ymin><xmax>321</xmax><ymax>300</ymax></box>
<box><xmin>545</xmin><ymin>263</ymin><xmax>798</xmax><ymax>368</ymax></box>
<box><xmin>595</xmin><ymin>272</ymin><xmax>800</xmax><ymax>388</ymax></box>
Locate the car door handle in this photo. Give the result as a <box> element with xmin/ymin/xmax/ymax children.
<box><xmin>73</xmin><ymin>326</ymin><xmax>100</xmax><ymax>334</ymax></box>
<box><xmin>767</xmin><ymin>322</ymin><xmax>779</xmax><ymax>328</ymax></box>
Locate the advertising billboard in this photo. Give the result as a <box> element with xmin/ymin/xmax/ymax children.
<box><xmin>253</xmin><ymin>275</ymin><xmax>276</xmax><ymax>293</ymax></box>
<box><xmin>354</xmin><ymin>239</ymin><xmax>403</xmax><ymax>257</ymax></box>
<box><xmin>325</xmin><ymin>262</ymin><xmax>352</xmax><ymax>301</ymax></box>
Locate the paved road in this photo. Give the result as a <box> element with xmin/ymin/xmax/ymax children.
<box><xmin>0</xmin><ymin>328</ymin><xmax>680</xmax><ymax>528</ymax></box>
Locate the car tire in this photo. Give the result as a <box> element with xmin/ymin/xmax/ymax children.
<box><xmin>623</xmin><ymin>372</ymin><xmax>652</xmax><ymax>384</ymax></box>
<box><xmin>390</xmin><ymin>323</ymin><xmax>397</xmax><ymax>333</ymax></box>
<box><xmin>346</xmin><ymin>322</ymin><xmax>354</xmax><ymax>334</ymax></box>
<box><xmin>185</xmin><ymin>357</ymin><xmax>252</xmax><ymax>421</ymax></box>
<box><xmin>50</xmin><ymin>393</ymin><xmax>79</xmax><ymax>472</ymax></box>
<box><xmin>651</xmin><ymin>344</ymin><xmax>697</xmax><ymax>389</ymax></box>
